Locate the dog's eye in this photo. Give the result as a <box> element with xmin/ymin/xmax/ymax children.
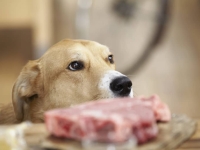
<box><xmin>108</xmin><ymin>55</ymin><xmax>114</xmax><ymax>64</ymax></box>
<box><xmin>68</xmin><ymin>61</ymin><xmax>84</xmax><ymax>71</ymax></box>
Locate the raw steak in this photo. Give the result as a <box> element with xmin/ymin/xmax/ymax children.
<box><xmin>45</xmin><ymin>95</ymin><xmax>170</xmax><ymax>144</ymax></box>
<box><xmin>138</xmin><ymin>95</ymin><xmax>171</xmax><ymax>122</ymax></box>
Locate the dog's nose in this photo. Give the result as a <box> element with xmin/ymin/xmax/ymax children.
<box><xmin>110</xmin><ymin>76</ymin><xmax>132</xmax><ymax>97</ymax></box>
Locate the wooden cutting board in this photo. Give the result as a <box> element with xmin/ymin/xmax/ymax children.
<box><xmin>19</xmin><ymin>114</ymin><xmax>196</xmax><ymax>150</ymax></box>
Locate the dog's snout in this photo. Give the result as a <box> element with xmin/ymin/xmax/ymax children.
<box><xmin>110</xmin><ymin>76</ymin><xmax>132</xmax><ymax>97</ymax></box>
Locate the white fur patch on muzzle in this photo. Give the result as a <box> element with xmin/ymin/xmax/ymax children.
<box><xmin>99</xmin><ymin>70</ymin><xmax>133</xmax><ymax>98</ymax></box>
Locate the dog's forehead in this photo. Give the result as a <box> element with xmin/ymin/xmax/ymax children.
<box><xmin>48</xmin><ymin>39</ymin><xmax>111</xmax><ymax>57</ymax></box>
<box><xmin>64</xmin><ymin>39</ymin><xmax>110</xmax><ymax>54</ymax></box>
<box><xmin>41</xmin><ymin>39</ymin><xmax>112</xmax><ymax>68</ymax></box>
<box><xmin>75</xmin><ymin>43</ymin><xmax>110</xmax><ymax>58</ymax></box>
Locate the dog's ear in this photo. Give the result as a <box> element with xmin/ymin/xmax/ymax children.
<box><xmin>12</xmin><ymin>60</ymin><xmax>43</xmax><ymax>121</ymax></box>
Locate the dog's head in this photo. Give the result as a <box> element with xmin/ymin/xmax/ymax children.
<box><xmin>12</xmin><ymin>39</ymin><xmax>133</xmax><ymax>122</ymax></box>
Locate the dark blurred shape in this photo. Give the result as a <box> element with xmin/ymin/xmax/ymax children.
<box><xmin>112</xmin><ymin>0</ymin><xmax>135</xmax><ymax>20</ymax></box>
<box><xmin>123</xmin><ymin>0</ymin><xmax>170</xmax><ymax>75</ymax></box>
<box><xmin>0</xmin><ymin>28</ymin><xmax>33</xmax><ymax>62</ymax></box>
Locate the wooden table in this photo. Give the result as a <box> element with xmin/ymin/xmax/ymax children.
<box><xmin>0</xmin><ymin>118</ymin><xmax>199</xmax><ymax>150</ymax></box>
<box><xmin>176</xmin><ymin>120</ymin><xmax>200</xmax><ymax>150</ymax></box>
<box><xmin>22</xmin><ymin>117</ymin><xmax>199</xmax><ymax>150</ymax></box>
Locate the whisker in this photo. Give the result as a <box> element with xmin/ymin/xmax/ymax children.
<box><xmin>125</xmin><ymin>74</ymin><xmax>135</xmax><ymax>77</ymax></box>
<box><xmin>133</xmin><ymin>91</ymin><xmax>139</xmax><ymax>97</ymax></box>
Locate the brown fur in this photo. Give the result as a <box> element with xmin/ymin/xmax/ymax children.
<box><xmin>0</xmin><ymin>103</ymin><xmax>19</xmax><ymax>124</ymax></box>
<box><xmin>0</xmin><ymin>39</ymin><xmax>115</xmax><ymax>124</ymax></box>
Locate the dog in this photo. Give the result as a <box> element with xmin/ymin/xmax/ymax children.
<box><xmin>0</xmin><ymin>39</ymin><xmax>133</xmax><ymax>124</ymax></box>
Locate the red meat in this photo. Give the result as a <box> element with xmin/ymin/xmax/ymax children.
<box><xmin>45</xmin><ymin>95</ymin><xmax>170</xmax><ymax>144</ymax></box>
<box><xmin>138</xmin><ymin>95</ymin><xmax>171</xmax><ymax>122</ymax></box>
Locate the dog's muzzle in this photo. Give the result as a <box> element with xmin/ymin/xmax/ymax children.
<box><xmin>110</xmin><ymin>76</ymin><xmax>132</xmax><ymax>97</ymax></box>
<box><xmin>99</xmin><ymin>70</ymin><xmax>133</xmax><ymax>98</ymax></box>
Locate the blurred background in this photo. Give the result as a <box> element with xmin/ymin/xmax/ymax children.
<box><xmin>0</xmin><ymin>0</ymin><xmax>200</xmax><ymax>119</ymax></box>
